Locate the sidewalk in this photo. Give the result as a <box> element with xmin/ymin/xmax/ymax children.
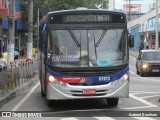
<box><xmin>0</xmin><ymin>54</ymin><xmax>39</xmax><ymax>108</ymax></box>
<box><xmin>129</xmin><ymin>50</ymin><xmax>139</xmax><ymax>58</ymax></box>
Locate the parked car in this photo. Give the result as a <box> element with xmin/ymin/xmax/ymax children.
<box><xmin>136</xmin><ymin>50</ymin><xmax>160</xmax><ymax>77</ymax></box>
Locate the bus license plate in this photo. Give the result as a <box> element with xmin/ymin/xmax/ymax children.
<box><xmin>82</xmin><ymin>89</ymin><xmax>96</xmax><ymax>95</ymax></box>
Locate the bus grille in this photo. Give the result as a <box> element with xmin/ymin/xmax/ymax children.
<box><xmin>59</xmin><ymin>70</ymin><xmax>119</xmax><ymax>77</ymax></box>
<box><xmin>68</xmin><ymin>82</ymin><xmax>109</xmax><ymax>86</ymax></box>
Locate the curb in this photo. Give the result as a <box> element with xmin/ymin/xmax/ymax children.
<box><xmin>0</xmin><ymin>77</ymin><xmax>39</xmax><ymax>108</ymax></box>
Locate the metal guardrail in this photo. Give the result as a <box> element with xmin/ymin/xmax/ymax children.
<box><xmin>0</xmin><ymin>59</ymin><xmax>39</xmax><ymax>96</ymax></box>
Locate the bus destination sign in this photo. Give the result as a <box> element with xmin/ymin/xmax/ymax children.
<box><xmin>63</xmin><ymin>14</ymin><xmax>112</xmax><ymax>23</ymax></box>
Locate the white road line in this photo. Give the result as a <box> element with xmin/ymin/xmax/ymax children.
<box><xmin>140</xmin><ymin>95</ymin><xmax>160</xmax><ymax>99</ymax></box>
<box><xmin>12</xmin><ymin>82</ymin><xmax>40</xmax><ymax>111</ymax></box>
<box><xmin>129</xmin><ymin>56</ymin><xmax>136</xmax><ymax>60</ymax></box>
<box><xmin>61</xmin><ymin>118</ymin><xmax>78</xmax><ymax>120</ymax></box>
<box><xmin>130</xmin><ymin>71</ymin><xmax>160</xmax><ymax>82</ymax></box>
<box><xmin>133</xmin><ymin>117</ymin><xmax>156</xmax><ymax>120</ymax></box>
<box><xmin>130</xmin><ymin>91</ymin><xmax>160</xmax><ymax>94</ymax></box>
<box><xmin>120</xmin><ymin>105</ymin><xmax>155</xmax><ymax>110</ymax></box>
<box><xmin>94</xmin><ymin>117</ymin><xmax>115</xmax><ymax>120</ymax></box>
<box><xmin>129</xmin><ymin>94</ymin><xmax>158</xmax><ymax>107</ymax></box>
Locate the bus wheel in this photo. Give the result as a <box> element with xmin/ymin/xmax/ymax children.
<box><xmin>41</xmin><ymin>86</ymin><xmax>45</xmax><ymax>97</ymax></box>
<box><xmin>46</xmin><ymin>99</ymin><xmax>52</xmax><ymax>107</ymax></box>
<box><xmin>106</xmin><ymin>98</ymin><xmax>119</xmax><ymax>106</ymax></box>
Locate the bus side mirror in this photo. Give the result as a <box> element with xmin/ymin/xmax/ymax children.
<box><xmin>129</xmin><ymin>34</ymin><xmax>134</xmax><ymax>48</ymax></box>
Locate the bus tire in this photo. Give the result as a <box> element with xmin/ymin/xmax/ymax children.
<box><xmin>136</xmin><ymin>69</ymin><xmax>140</xmax><ymax>74</ymax></box>
<box><xmin>106</xmin><ymin>98</ymin><xmax>119</xmax><ymax>106</ymax></box>
<box><xmin>41</xmin><ymin>86</ymin><xmax>45</xmax><ymax>97</ymax></box>
<box><xmin>46</xmin><ymin>99</ymin><xmax>52</xmax><ymax>107</ymax></box>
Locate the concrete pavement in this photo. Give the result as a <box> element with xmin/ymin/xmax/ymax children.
<box><xmin>129</xmin><ymin>50</ymin><xmax>139</xmax><ymax>58</ymax></box>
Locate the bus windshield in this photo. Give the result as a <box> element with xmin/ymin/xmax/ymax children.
<box><xmin>47</xmin><ymin>27</ymin><xmax>128</xmax><ymax>68</ymax></box>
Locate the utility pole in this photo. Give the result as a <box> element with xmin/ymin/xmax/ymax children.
<box><xmin>36</xmin><ymin>7</ymin><xmax>39</xmax><ymax>58</ymax></box>
<box><xmin>106</xmin><ymin>0</ymin><xmax>109</xmax><ymax>10</ymax></box>
<box><xmin>27</xmin><ymin>0</ymin><xmax>33</xmax><ymax>59</ymax></box>
<box><xmin>113</xmin><ymin>0</ymin><xmax>115</xmax><ymax>10</ymax></box>
<box><xmin>128</xmin><ymin>0</ymin><xmax>131</xmax><ymax>21</ymax></box>
<box><xmin>7</xmin><ymin>0</ymin><xmax>15</xmax><ymax>64</ymax></box>
<box><xmin>155</xmin><ymin>0</ymin><xmax>159</xmax><ymax>50</ymax></box>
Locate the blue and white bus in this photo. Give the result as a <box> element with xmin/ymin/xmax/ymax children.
<box><xmin>39</xmin><ymin>9</ymin><xmax>134</xmax><ymax>107</ymax></box>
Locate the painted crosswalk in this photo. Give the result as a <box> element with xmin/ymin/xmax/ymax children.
<box><xmin>59</xmin><ymin>117</ymin><xmax>157</xmax><ymax>120</ymax></box>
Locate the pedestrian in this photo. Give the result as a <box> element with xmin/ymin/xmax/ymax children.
<box><xmin>139</xmin><ymin>41</ymin><xmax>144</xmax><ymax>52</ymax></box>
<box><xmin>0</xmin><ymin>53</ymin><xmax>7</xmax><ymax>71</ymax></box>
<box><xmin>26</xmin><ymin>58</ymin><xmax>32</xmax><ymax>63</ymax></box>
<box><xmin>146</xmin><ymin>43</ymin><xmax>149</xmax><ymax>49</ymax></box>
<box><xmin>150</xmin><ymin>39</ymin><xmax>155</xmax><ymax>49</ymax></box>
<box><xmin>14</xmin><ymin>51</ymin><xmax>19</xmax><ymax>60</ymax></box>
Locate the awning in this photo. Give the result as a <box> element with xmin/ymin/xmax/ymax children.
<box><xmin>0</xmin><ymin>8</ymin><xmax>9</xmax><ymax>17</ymax></box>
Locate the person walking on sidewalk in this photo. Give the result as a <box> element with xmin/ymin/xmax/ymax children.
<box><xmin>139</xmin><ymin>41</ymin><xmax>144</xmax><ymax>52</ymax></box>
<box><xmin>150</xmin><ymin>39</ymin><xmax>155</xmax><ymax>49</ymax></box>
<box><xmin>0</xmin><ymin>53</ymin><xmax>7</xmax><ymax>71</ymax></box>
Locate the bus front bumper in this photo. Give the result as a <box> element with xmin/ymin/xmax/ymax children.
<box><xmin>46</xmin><ymin>80</ymin><xmax>129</xmax><ymax>100</ymax></box>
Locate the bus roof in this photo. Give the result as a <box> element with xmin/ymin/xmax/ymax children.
<box><xmin>39</xmin><ymin>9</ymin><xmax>127</xmax><ymax>26</ymax></box>
<box><xmin>47</xmin><ymin>9</ymin><xmax>126</xmax><ymax>16</ymax></box>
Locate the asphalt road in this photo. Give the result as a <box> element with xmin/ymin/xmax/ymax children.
<box><xmin>0</xmin><ymin>55</ymin><xmax>160</xmax><ymax>120</ymax></box>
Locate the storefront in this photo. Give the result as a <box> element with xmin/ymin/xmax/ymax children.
<box><xmin>128</xmin><ymin>7</ymin><xmax>160</xmax><ymax>51</ymax></box>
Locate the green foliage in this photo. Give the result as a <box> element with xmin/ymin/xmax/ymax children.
<box><xmin>21</xmin><ymin>0</ymin><xmax>108</xmax><ymax>23</ymax></box>
<box><xmin>34</xmin><ymin>0</ymin><xmax>106</xmax><ymax>15</ymax></box>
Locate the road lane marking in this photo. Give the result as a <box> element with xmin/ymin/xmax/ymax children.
<box><xmin>42</xmin><ymin>105</ymin><xmax>157</xmax><ymax>115</ymax></box>
<box><xmin>120</xmin><ymin>105</ymin><xmax>156</xmax><ymax>110</ymax></box>
<box><xmin>61</xmin><ymin>118</ymin><xmax>78</xmax><ymax>120</ymax></box>
<box><xmin>94</xmin><ymin>117</ymin><xmax>115</xmax><ymax>120</ymax></box>
<box><xmin>130</xmin><ymin>91</ymin><xmax>160</xmax><ymax>94</ymax></box>
<box><xmin>129</xmin><ymin>56</ymin><xmax>136</xmax><ymax>60</ymax></box>
<box><xmin>140</xmin><ymin>95</ymin><xmax>160</xmax><ymax>99</ymax></box>
<box><xmin>12</xmin><ymin>82</ymin><xmax>40</xmax><ymax>111</ymax></box>
<box><xmin>133</xmin><ymin>117</ymin><xmax>157</xmax><ymax>120</ymax></box>
<box><xmin>130</xmin><ymin>71</ymin><xmax>160</xmax><ymax>82</ymax></box>
<box><xmin>129</xmin><ymin>94</ymin><xmax>158</xmax><ymax>107</ymax></box>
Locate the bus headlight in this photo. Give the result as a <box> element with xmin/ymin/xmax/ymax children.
<box><xmin>120</xmin><ymin>72</ymin><xmax>128</xmax><ymax>81</ymax></box>
<box><xmin>47</xmin><ymin>74</ymin><xmax>66</xmax><ymax>87</ymax></box>
<box><xmin>49</xmin><ymin>75</ymin><xmax>55</xmax><ymax>82</ymax></box>
<box><xmin>111</xmin><ymin>72</ymin><xmax>128</xmax><ymax>86</ymax></box>
<box><xmin>119</xmin><ymin>72</ymin><xmax>128</xmax><ymax>84</ymax></box>
<box><xmin>142</xmin><ymin>63</ymin><xmax>149</xmax><ymax>69</ymax></box>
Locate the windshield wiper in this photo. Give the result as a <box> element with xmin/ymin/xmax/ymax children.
<box><xmin>95</xmin><ymin>26</ymin><xmax>109</xmax><ymax>47</ymax></box>
<box><xmin>67</xmin><ymin>28</ymin><xmax>80</xmax><ymax>47</ymax></box>
<box><xmin>93</xmin><ymin>33</ymin><xmax>97</xmax><ymax>60</ymax></box>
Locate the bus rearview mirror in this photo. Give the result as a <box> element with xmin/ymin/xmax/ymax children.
<box><xmin>129</xmin><ymin>34</ymin><xmax>134</xmax><ymax>48</ymax></box>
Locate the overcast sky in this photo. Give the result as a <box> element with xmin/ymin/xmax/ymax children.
<box><xmin>114</xmin><ymin>0</ymin><xmax>155</xmax><ymax>13</ymax></box>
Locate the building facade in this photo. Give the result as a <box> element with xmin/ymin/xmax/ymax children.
<box><xmin>1</xmin><ymin>0</ymin><xmax>28</xmax><ymax>53</ymax></box>
<box><xmin>128</xmin><ymin>7</ymin><xmax>160</xmax><ymax>51</ymax></box>
<box><xmin>0</xmin><ymin>0</ymin><xmax>9</xmax><ymax>53</ymax></box>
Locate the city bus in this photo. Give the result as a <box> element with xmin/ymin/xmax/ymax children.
<box><xmin>39</xmin><ymin>9</ymin><xmax>134</xmax><ymax>107</ymax></box>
